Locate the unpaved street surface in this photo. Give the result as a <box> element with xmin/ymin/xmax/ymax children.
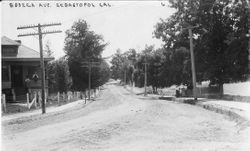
<box><xmin>2</xmin><ymin>84</ymin><xmax>250</xmax><ymax>151</ymax></box>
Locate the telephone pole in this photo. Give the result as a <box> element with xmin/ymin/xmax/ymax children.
<box><xmin>17</xmin><ymin>23</ymin><xmax>62</xmax><ymax>114</ymax></box>
<box><xmin>188</xmin><ymin>28</ymin><xmax>197</xmax><ymax>100</ymax></box>
<box><xmin>122</xmin><ymin>60</ymin><xmax>128</xmax><ymax>85</ymax></box>
<box><xmin>143</xmin><ymin>54</ymin><xmax>148</xmax><ymax>96</ymax></box>
<box><xmin>81</xmin><ymin>60</ymin><xmax>100</xmax><ymax>101</ymax></box>
<box><xmin>249</xmin><ymin>17</ymin><xmax>250</xmax><ymax>79</ymax></box>
<box><xmin>124</xmin><ymin>69</ymin><xmax>127</xmax><ymax>85</ymax></box>
<box><xmin>247</xmin><ymin>1</ymin><xmax>250</xmax><ymax>79</ymax></box>
<box><xmin>181</xmin><ymin>25</ymin><xmax>199</xmax><ymax>100</ymax></box>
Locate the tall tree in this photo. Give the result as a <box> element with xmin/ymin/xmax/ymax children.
<box><xmin>110</xmin><ymin>49</ymin><xmax>124</xmax><ymax>80</ymax></box>
<box><xmin>47</xmin><ymin>57</ymin><xmax>72</xmax><ymax>93</ymax></box>
<box><xmin>64</xmin><ymin>19</ymin><xmax>109</xmax><ymax>91</ymax></box>
<box><xmin>147</xmin><ymin>48</ymin><xmax>165</xmax><ymax>93</ymax></box>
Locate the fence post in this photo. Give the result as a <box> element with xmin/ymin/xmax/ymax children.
<box><xmin>27</xmin><ymin>93</ymin><xmax>30</xmax><ymax>109</ymax></box>
<box><xmin>38</xmin><ymin>91</ymin><xmax>41</xmax><ymax>107</ymax></box>
<box><xmin>62</xmin><ymin>92</ymin><xmax>65</xmax><ymax>102</ymax></box>
<box><xmin>34</xmin><ymin>92</ymin><xmax>37</xmax><ymax>108</ymax></box>
<box><xmin>67</xmin><ymin>92</ymin><xmax>70</xmax><ymax>102</ymax></box>
<box><xmin>94</xmin><ymin>89</ymin><xmax>96</xmax><ymax>98</ymax></box>
<box><xmin>84</xmin><ymin>91</ymin><xmax>87</xmax><ymax>104</ymax></box>
<box><xmin>90</xmin><ymin>90</ymin><xmax>93</xmax><ymax>99</ymax></box>
<box><xmin>69</xmin><ymin>92</ymin><xmax>71</xmax><ymax>102</ymax></box>
<box><xmin>96</xmin><ymin>89</ymin><xmax>98</xmax><ymax>97</ymax></box>
<box><xmin>199</xmin><ymin>88</ymin><xmax>202</xmax><ymax>98</ymax></box>
<box><xmin>77</xmin><ymin>92</ymin><xmax>79</xmax><ymax>99</ymax></box>
<box><xmin>2</xmin><ymin>94</ymin><xmax>7</xmax><ymax>113</ymax></box>
<box><xmin>71</xmin><ymin>92</ymin><xmax>73</xmax><ymax>100</ymax></box>
<box><xmin>57</xmin><ymin>92</ymin><xmax>60</xmax><ymax>105</ymax></box>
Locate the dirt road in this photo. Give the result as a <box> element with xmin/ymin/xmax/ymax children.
<box><xmin>2</xmin><ymin>84</ymin><xmax>250</xmax><ymax>151</ymax></box>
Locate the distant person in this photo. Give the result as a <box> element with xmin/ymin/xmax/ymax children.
<box><xmin>24</xmin><ymin>75</ymin><xmax>31</xmax><ymax>94</ymax></box>
<box><xmin>32</xmin><ymin>72</ymin><xmax>39</xmax><ymax>82</ymax></box>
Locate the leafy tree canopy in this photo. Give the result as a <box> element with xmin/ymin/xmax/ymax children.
<box><xmin>154</xmin><ymin>0</ymin><xmax>249</xmax><ymax>86</ymax></box>
<box><xmin>64</xmin><ymin>19</ymin><xmax>110</xmax><ymax>91</ymax></box>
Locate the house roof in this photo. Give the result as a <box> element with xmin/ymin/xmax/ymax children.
<box><xmin>1</xmin><ymin>36</ymin><xmax>20</xmax><ymax>46</ymax></box>
<box><xmin>1</xmin><ymin>36</ymin><xmax>54</xmax><ymax>61</ymax></box>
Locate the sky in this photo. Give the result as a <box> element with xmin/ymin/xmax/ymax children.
<box><xmin>1</xmin><ymin>1</ymin><xmax>176</xmax><ymax>60</ymax></box>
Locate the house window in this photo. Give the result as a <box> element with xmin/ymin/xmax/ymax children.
<box><xmin>2</xmin><ymin>65</ymin><xmax>9</xmax><ymax>81</ymax></box>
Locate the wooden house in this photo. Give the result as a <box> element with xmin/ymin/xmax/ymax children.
<box><xmin>1</xmin><ymin>36</ymin><xmax>54</xmax><ymax>102</ymax></box>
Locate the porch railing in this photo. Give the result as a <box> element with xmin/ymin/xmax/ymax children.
<box><xmin>29</xmin><ymin>80</ymin><xmax>49</xmax><ymax>88</ymax></box>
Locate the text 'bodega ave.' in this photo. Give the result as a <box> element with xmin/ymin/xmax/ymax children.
<box><xmin>8</xmin><ymin>2</ymin><xmax>112</xmax><ymax>8</ymax></box>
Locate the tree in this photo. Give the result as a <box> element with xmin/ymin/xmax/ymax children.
<box><xmin>64</xmin><ymin>19</ymin><xmax>109</xmax><ymax>91</ymax></box>
<box><xmin>96</xmin><ymin>59</ymin><xmax>111</xmax><ymax>86</ymax></box>
<box><xmin>47</xmin><ymin>57</ymin><xmax>72</xmax><ymax>93</ymax></box>
<box><xmin>110</xmin><ymin>49</ymin><xmax>124</xmax><ymax>80</ymax></box>
<box><xmin>154</xmin><ymin>0</ymin><xmax>249</xmax><ymax>92</ymax></box>
<box><xmin>134</xmin><ymin>45</ymin><xmax>152</xmax><ymax>87</ymax></box>
<box><xmin>44</xmin><ymin>40</ymin><xmax>55</xmax><ymax>93</ymax></box>
<box><xmin>44</xmin><ymin>40</ymin><xmax>53</xmax><ymax>57</ymax></box>
<box><xmin>147</xmin><ymin>48</ymin><xmax>165</xmax><ymax>93</ymax></box>
<box><xmin>110</xmin><ymin>49</ymin><xmax>135</xmax><ymax>84</ymax></box>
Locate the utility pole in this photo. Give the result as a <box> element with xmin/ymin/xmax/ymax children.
<box><xmin>131</xmin><ymin>66</ymin><xmax>135</xmax><ymax>92</ymax></box>
<box><xmin>17</xmin><ymin>23</ymin><xmax>62</xmax><ymax>114</ymax></box>
<box><xmin>249</xmin><ymin>22</ymin><xmax>250</xmax><ymax>80</ymax></box>
<box><xmin>124</xmin><ymin>69</ymin><xmax>127</xmax><ymax>85</ymax></box>
<box><xmin>38</xmin><ymin>24</ymin><xmax>46</xmax><ymax>113</ymax></box>
<box><xmin>88</xmin><ymin>62</ymin><xmax>91</xmax><ymax>101</ymax></box>
<box><xmin>188</xmin><ymin>28</ymin><xmax>197</xmax><ymax>100</ymax></box>
<box><xmin>180</xmin><ymin>24</ymin><xmax>199</xmax><ymax>100</ymax></box>
<box><xmin>238</xmin><ymin>0</ymin><xmax>250</xmax><ymax>79</ymax></box>
<box><xmin>143</xmin><ymin>55</ymin><xmax>148</xmax><ymax>96</ymax></box>
<box><xmin>248</xmin><ymin>2</ymin><xmax>250</xmax><ymax>80</ymax></box>
<box><xmin>122</xmin><ymin>60</ymin><xmax>128</xmax><ymax>86</ymax></box>
<box><xmin>81</xmin><ymin>60</ymin><xmax>100</xmax><ymax>101</ymax></box>
<box><xmin>242</xmin><ymin>0</ymin><xmax>250</xmax><ymax>80</ymax></box>
<box><xmin>144</xmin><ymin>62</ymin><xmax>148</xmax><ymax>96</ymax></box>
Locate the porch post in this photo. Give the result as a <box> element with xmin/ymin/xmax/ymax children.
<box><xmin>27</xmin><ymin>93</ymin><xmax>30</xmax><ymax>109</ymax></box>
<box><xmin>57</xmin><ymin>92</ymin><xmax>60</xmax><ymax>105</ymax></box>
<box><xmin>34</xmin><ymin>91</ymin><xmax>37</xmax><ymax>108</ymax></box>
<box><xmin>8</xmin><ymin>65</ymin><xmax>11</xmax><ymax>82</ymax></box>
<box><xmin>2</xmin><ymin>94</ymin><xmax>7</xmax><ymax>113</ymax></box>
<box><xmin>11</xmin><ymin>89</ymin><xmax>16</xmax><ymax>102</ymax></box>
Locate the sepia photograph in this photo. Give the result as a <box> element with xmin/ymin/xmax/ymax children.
<box><xmin>1</xmin><ymin>0</ymin><xmax>250</xmax><ymax>150</ymax></box>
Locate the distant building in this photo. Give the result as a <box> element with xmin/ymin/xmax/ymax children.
<box><xmin>1</xmin><ymin>36</ymin><xmax>54</xmax><ymax>102</ymax></box>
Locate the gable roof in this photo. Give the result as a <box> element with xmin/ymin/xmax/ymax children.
<box><xmin>1</xmin><ymin>36</ymin><xmax>20</xmax><ymax>46</ymax></box>
<box><xmin>1</xmin><ymin>36</ymin><xmax>54</xmax><ymax>61</ymax></box>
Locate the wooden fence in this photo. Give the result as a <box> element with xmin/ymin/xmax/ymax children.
<box><xmin>2</xmin><ymin>87</ymin><xmax>102</xmax><ymax>113</ymax></box>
